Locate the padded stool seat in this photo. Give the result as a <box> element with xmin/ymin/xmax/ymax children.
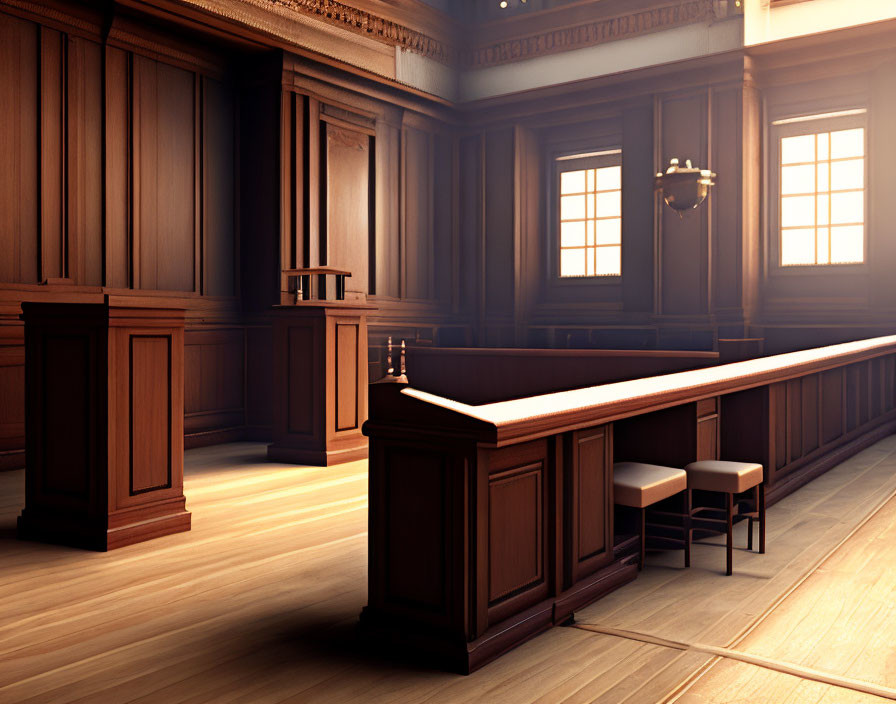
<box><xmin>614</xmin><ymin>462</ymin><xmax>689</xmax><ymax>570</ymax></box>
<box><xmin>614</xmin><ymin>462</ymin><xmax>687</xmax><ymax>507</ymax></box>
<box><xmin>684</xmin><ymin>460</ymin><xmax>765</xmax><ymax>575</ymax></box>
<box><xmin>685</xmin><ymin>460</ymin><xmax>763</xmax><ymax>494</ymax></box>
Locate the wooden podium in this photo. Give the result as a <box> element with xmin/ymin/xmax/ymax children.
<box><xmin>267</xmin><ymin>301</ymin><xmax>374</xmax><ymax>466</ymax></box>
<box><xmin>17</xmin><ymin>299</ymin><xmax>190</xmax><ymax>550</ymax></box>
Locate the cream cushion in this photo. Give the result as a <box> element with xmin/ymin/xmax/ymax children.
<box><xmin>685</xmin><ymin>460</ymin><xmax>763</xmax><ymax>494</ymax></box>
<box><xmin>613</xmin><ymin>462</ymin><xmax>687</xmax><ymax>508</ymax></box>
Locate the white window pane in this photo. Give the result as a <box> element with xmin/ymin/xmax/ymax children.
<box><xmin>596</xmin><ymin>246</ymin><xmax>621</xmax><ymax>276</ymax></box>
<box><xmin>561</xmin><ymin>195</ymin><xmax>586</xmax><ymax>220</ymax></box>
<box><xmin>595</xmin><ymin>218</ymin><xmax>621</xmax><ymax>245</ymax></box>
<box><xmin>817</xmin><ymin>133</ymin><xmax>829</xmax><ymax>161</ymax></box>
<box><xmin>831</xmin><ymin>191</ymin><xmax>863</xmax><ymax>225</ymax></box>
<box><xmin>595</xmin><ymin>191</ymin><xmax>621</xmax><ymax>217</ymax></box>
<box><xmin>560</xmin><ymin>248</ymin><xmax>586</xmax><ymax>277</ymax></box>
<box><xmin>830</xmin><ymin>128</ymin><xmax>864</xmax><ymax>159</ymax></box>
<box><xmin>817</xmin><ymin>227</ymin><xmax>830</xmax><ymax>264</ymax></box>
<box><xmin>830</xmin><ymin>226</ymin><xmax>864</xmax><ymax>263</ymax></box>
<box><xmin>830</xmin><ymin>158</ymin><xmax>864</xmax><ymax>191</ymax></box>
<box><xmin>781</xmin><ymin>134</ymin><xmax>815</xmax><ymax>164</ymax></box>
<box><xmin>781</xmin><ymin>229</ymin><xmax>817</xmax><ymax>265</ymax></box>
<box><xmin>586</xmin><ymin>193</ymin><xmax>594</xmax><ymax>220</ymax></box>
<box><xmin>782</xmin><ymin>195</ymin><xmax>816</xmax><ymax>228</ymax></box>
<box><xmin>561</xmin><ymin>170</ymin><xmax>586</xmax><ymax>195</ymax></box>
<box><xmin>817</xmin><ymin>163</ymin><xmax>829</xmax><ymax>191</ymax></box>
<box><xmin>561</xmin><ymin>221</ymin><xmax>585</xmax><ymax>247</ymax></box>
<box><xmin>595</xmin><ymin>166</ymin><xmax>621</xmax><ymax>191</ymax></box>
<box><xmin>817</xmin><ymin>195</ymin><xmax>829</xmax><ymax>226</ymax></box>
<box><xmin>585</xmin><ymin>250</ymin><xmax>595</xmax><ymax>276</ymax></box>
<box><xmin>782</xmin><ymin>164</ymin><xmax>815</xmax><ymax>195</ymax></box>
<box><xmin>586</xmin><ymin>220</ymin><xmax>594</xmax><ymax>247</ymax></box>
<box><xmin>586</xmin><ymin>169</ymin><xmax>595</xmax><ymax>193</ymax></box>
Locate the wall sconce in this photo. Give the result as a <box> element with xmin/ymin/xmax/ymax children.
<box><xmin>655</xmin><ymin>158</ymin><xmax>716</xmax><ymax>214</ymax></box>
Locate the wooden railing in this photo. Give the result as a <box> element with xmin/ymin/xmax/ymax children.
<box><xmin>360</xmin><ymin>335</ymin><xmax>896</xmax><ymax>674</ymax></box>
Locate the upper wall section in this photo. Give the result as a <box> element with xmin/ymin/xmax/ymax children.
<box><xmin>160</xmin><ymin>0</ymin><xmax>745</xmax><ymax>101</ymax></box>
<box><xmin>746</xmin><ymin>0</ymin><xmax>896</xmax><ymax>46</ymax></box>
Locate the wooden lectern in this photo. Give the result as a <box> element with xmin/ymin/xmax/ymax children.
<box><xmin>267</xmin><ymin>269</ymin><xmax>374</xmax><ymax>466</ymax></box>
<box><xmin>17</xmin><ymin>299</ymin><xmax>190</xmax><ymax>550</ymax></box>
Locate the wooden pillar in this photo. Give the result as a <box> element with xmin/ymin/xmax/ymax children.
<box><xmin>267</xmin><ymin>302</ymin><xmax>373</xmax><ymax>466</ymax></box>
<box><xmin>17</xmin><ymin>299</ymin><xmax>190</xmax><ymax>550</ymax></box>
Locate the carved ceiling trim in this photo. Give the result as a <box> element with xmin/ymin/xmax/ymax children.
<box><xmin>220</xmin><ymin>0</ymin><xmax>730</xmax><ymax>69</ymax></box>
<box><xmin>466</xmin><ymin>0</ymin><xmax>725</xmax><ymax>68</ymax></box>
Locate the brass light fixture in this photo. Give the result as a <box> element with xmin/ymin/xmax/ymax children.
<box><xmin>655</xmin><ymin>158</ymin><xmax>716</xmax><ymax>214</ymax></box>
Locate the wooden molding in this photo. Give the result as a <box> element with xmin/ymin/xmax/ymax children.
<box><xmin>466</xmin><ymin>0</ymin><xmax>725</xmax><ymax>69</ymax></box>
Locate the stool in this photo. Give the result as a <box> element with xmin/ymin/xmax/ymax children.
<box><xmin>684</xmin><ymin>460</ymin><xmax>765</xmax><ymax>576</ymax></box>
<box><xmin>614</xmin><ymin>462</ymin><xmax>689</xmax><ymax>571</ymax></box>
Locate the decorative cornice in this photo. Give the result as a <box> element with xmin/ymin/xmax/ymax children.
<box><xmin>466</xmin><ymin>0</ymin><xmax>725</xmax><ymax>69</ymax></box>
<box><xmin>263</xmin><ymin>0</ymin><xmax>456</xmax><ymax>64</ymax></box>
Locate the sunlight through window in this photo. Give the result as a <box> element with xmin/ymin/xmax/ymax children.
<box><xmin>559</xmin><ymin>164</ymin><xmax>622</xmax><ymax>277</ymax></box>
<box><xmin>780</xmin><ymin>127</ymin><xmax>865</xmax><ymax>266</ymax></box>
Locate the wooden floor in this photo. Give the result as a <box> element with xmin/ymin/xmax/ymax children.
<box><xmin>2</xmin><ymin>437</ymin><xmax>896</xmax><ymax>703</ymax></box>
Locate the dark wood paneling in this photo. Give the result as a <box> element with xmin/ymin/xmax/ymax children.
<box><xmin>105</xmin><ymin>45</ymin><xmax>130</xmax><ymax>289</ymax></box>
<box><xmin>184</xmin><ymin>328</ymin><xmax>245</xmax><ymax>435</ymax></box>
<box><xmin>0</xmin><ymin>340</ymin><xmax>25</xmax><ymax>467</ymax></box>
<box><xmin>821</xmin><ymin>369</ymin><xmax>844</xmax><ymax>445</ymax></box>
<box><xmin>488</xmin><ymin>461</ymin><xmax>544</xmax><ymax>603</ymax></box>
<box><xmin>323</xmin><ymin>122</ymin><xmax>370</xmax><ymax>294</ymax></box>
<box><xmin>567</xmin><ymin>426</ymin><xmax>612</xmax><ymax>586</ymax></box>
<box><xmin>484</xmin><ymin>129</ymin><xmax>515</xmax><ymax>317</ymax></box>
<box><xmin>0</xmin><ymin>12</ymin><xmax>39</xmax><ymax>284</ymax></box>
<box><xmin>374</xmin><ymin>110</ymin><xmax>400</xmax><ymax>298</ymax></box>
<box><xmin>135</xmin><ymin>55</ymin><xmax>196</xmax><ymax>292</ymax></box>
<box><xmin>660</xmin><ymin>91</ymin><xmax>708</xmax><ymax>315</ymax></box>
<box><xmin>67</xmin><ymin>37</ymin><xmax>104</xmax><ymax>286</ymax></box>
<box><xmin>287</xmin><ymin>324</ymin><xmax>315</xmax><ymax>436</ymax></box>
<box><xmin>384</xmin><ymin>447</ymin><xmax>448</xmax><ymax>610</ymax></box>
<box><xmin>130</xmin><ymin>335</ymin><xmax>171</xmax><ymax>494</ymax></box>
<box><xmin>203</xmin><ymin>77</ymin><xmax>236</xmax><ymax>297</ymax></box>
<box><xmin>335</xmin><ymin>323</ymin><xmax>359</xmax><ymax>431</ymax></box>
<box><xmin>403</xmin><ymin>126</ymin><xmax>433</xmax><ymax>300</ymax></box>
<box><xmin>621</xmin><ymin>105</ymin><xmax>654</xmax><ymax>313</ymax></box>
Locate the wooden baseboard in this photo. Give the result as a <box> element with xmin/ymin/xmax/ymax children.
<box><xmin>266</xmin><ymin>443</ymin><xmax>368</xmax><ymax>466</ymax></box>
<box><xmin>185</xmin><ymin>426</ymin><xmax>246</xmax><ymax>449</ymax></box>
<box><xmin>767</xmin><ymin>419</ymin><xmax>896</xmax><ymax>506</ymax></box>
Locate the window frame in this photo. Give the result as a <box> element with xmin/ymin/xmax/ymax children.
<box><xmin>768</xmin><ymin>110</ymin><xmax>869</xmax><ymax>277</ymax></box>
<box><xmin>551</xmin><ymin>149</ymin><xmax>623</xmax><ymax>284</ymax></box>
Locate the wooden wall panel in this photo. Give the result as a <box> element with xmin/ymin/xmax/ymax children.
<box><xmin>711</xmin><ymin>86</ymin><xmax>743</xmax><ymax>315</ymax></box>
<box><xmin>403</xmin><ymin>126</ymin><xmax>433</xmax><ymax>300</ymax></box>
<box><xmin>484</xmin><ymin>129</ymin><xmax>515</xmax><ymax>317</ymax></box>
<box><xmin>40</xmin><ymin>26</ymin><xmax>65</xmax><ymax>282</ymax></box>
<box><xmin>567</xmin><ymin>426</ymin><xmax>612</xmax><ymax>586</ymax></box>
<box><xmin>384</xmin><ymin>447</ymin><xmax>448</xmax><ymax>611</ymax></box>
<box><xmin>67</xmin><ymin>37</ymin><xmax>104</xmax><ymax>286</ymax></box>
<box><xmin>660</xmin><ymin>92</ymin><xmax>708</xmax><ymax>315</ymax></box>
<box><xmin>0</xmin><ymin>12</ymin><xmax>39</xmax><ymax>284</ymax></box>
<box><xmin>203</xmin><ymin>77</ymin><xmax>236</xmax><ymax>297</ymax></box>
<box><xmin>105</xmin><ymin>45</ymin><xmax>130</xmax><ymax>289</ymax></box>
<box><xmin>821</xmin><ymin>369</ymin><xmax>844</xmax><ymax>445</ymax></box>
<box><xmin>433</xmin><ymin>133</ymin><xmax>454</xmax><ymax>306</ymax></box>
<box><xmin>0</xmin><ymin>339</ymin><xmax>25</xmax><ymax>469</ymax></box>
<box><xmin>374</xmin><ymin>110</ymin><xmax>400</xmax><ymax>298</ymax></box>
<box><xmin>335</xmin><ymin>323</ymin><xmax>359</xmax><ymax>431</ymax></box>
<box><xmin>135</xmin><ymin>56</ymin><xmax>196</xmax><ymax>292</ymax></box>
<box><xmin>130</xmin><ymin>335</ymin><xmax>172</xmax><ymax>493</ymax></box>
<box><xmin>621</xmin><ymin>105</ymin><xmax>655</xmax><ymax>313</ymax></box>
<box><xmin>184</xmin><ymin>329</ymin><xmax>245</xmax><ymax>436</ymax></box>
<box><xmin>324</xmin><ymin>122</ymin><xmax>370</xmax><ymax>295</ymax></box>
<box><xmin>488</xmin><ymin>462</ymin><xmax>543</xmax><ymax>603</ymax></box>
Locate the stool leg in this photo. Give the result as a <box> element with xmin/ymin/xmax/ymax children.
<box><xmin>759</xmin><ymin>482</ymin><xmax>766</xmax><ymax>555</ymax></box>
<box><xmin>748</xmin><ymin>517</ymin><xmax>754</xmax><ymax>551</ymax></box>
<box><xmin>725</xmin><ymin>492</ymin><xmax>733</xmax><ymax>576</ymax></box>
<box><xmin>684</xmin><ymin>489</ymin><xmax>691</xmax><ymax>569</ymax></box>
<box><xmin>639</xmin><ymin>506</ymin><xmax>646</xmax><ymax>571</ymax></box>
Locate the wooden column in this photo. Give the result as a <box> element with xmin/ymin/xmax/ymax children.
<box><xmin>18</xmin><ymin>299</ymin><xmax>190</xmax><ymax>550</ymax></box>
<box><xmin>267</xmin><ymin>302</ymin><xmax>373</xmax><ymax>466</ymax></box>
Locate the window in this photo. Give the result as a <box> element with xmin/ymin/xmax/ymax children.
<box><xmin>557</xmin><ymin>150</ymin><xmax>622</xmax><ymax>278</ymax></box>
<box><xmin>777</xmin><ymin>118</ymin><xmax>865</xmax><ymax>267</ymax></box>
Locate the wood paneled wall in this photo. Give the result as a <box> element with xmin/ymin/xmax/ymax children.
<box><xmin>0</xmin><ymin>3</ymin><xmax>241</xmax><ymax>464</ymax></box>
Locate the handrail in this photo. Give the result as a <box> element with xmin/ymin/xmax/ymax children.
<box><xmin>397</xmin><ymin>335</ymin><xmax>896</xmax><ymax>446</ymax></box>
<box><xmin>280</xmin><ymin>267</ymin><xmax>352</xmax><ymax>302</ymax></box>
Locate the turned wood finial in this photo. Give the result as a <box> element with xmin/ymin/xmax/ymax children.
<box><xmin>386</xmin><ymin>336</ymin><xmax>394</xmax><ymax>376</ymax></box>
<box><xmin>400</xmin><ymin>340</ymin><xmax>407</xmax><ymax>376</ymax></box>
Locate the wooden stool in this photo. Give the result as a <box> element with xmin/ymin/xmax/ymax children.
<box><xmin>614</xmin><ymin>462</ymin><xmax>689</xmax><ymax>571</ymax></box>
<box><xmin>684</xmin><ymin>460</ymin><xmax>765</xmax><ymax>576</ymax></box>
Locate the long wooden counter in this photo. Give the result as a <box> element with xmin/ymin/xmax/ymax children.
<box><xmin>361</xmin><ymin>336</ymin><xmax>896</xmax><ymax>673</ymax></box>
